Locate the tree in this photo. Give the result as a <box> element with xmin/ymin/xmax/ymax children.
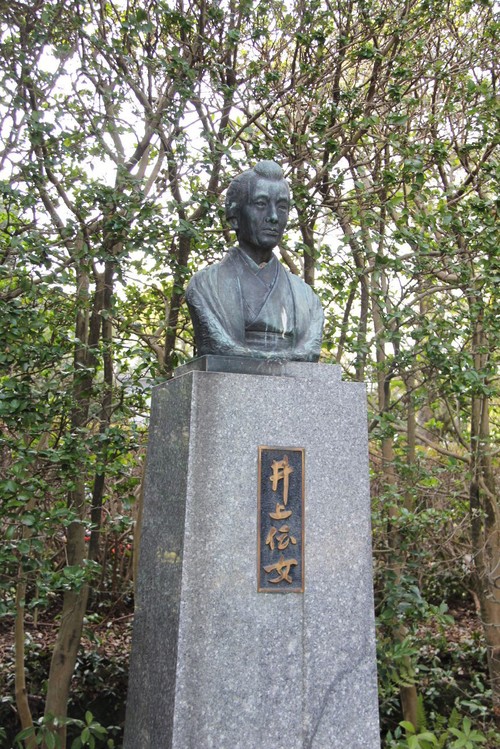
<box><xmin>1</xmin><ymin>0</ymin><xmax>246</xmax><ymax>742</ymax></box>
<box><xmin>1</xmin><ymin>0</ymin><xmax>498</xmax><ymax>745</ymax></box>
<box><xmin>226</xmin><ymin>0</ymin><xmax>499</xmax><ymax>725</ymax></box>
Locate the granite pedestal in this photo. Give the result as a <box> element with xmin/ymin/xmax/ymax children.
<box><xmin>124</xmin><ymin>358</ymin><xmax>380</xmax><ymax>748</ymax></box>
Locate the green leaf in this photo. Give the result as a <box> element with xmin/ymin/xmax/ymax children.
<box><xmin>44</xmin><ymin>731</ymin><xmax>57</xmax><ymax>749</ymax></box>
<box><xmin>15</xmin><ymin>726</ymin><xmax>36</xmax><ymax>741</ymax></box>
<box><xmin>400</xmin><ymin>721</ymin><xmax>417</xmax><ymax>733</ymax></box>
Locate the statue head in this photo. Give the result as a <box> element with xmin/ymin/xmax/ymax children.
<box><xmin>225</xmin><ymin>161</ymin><xmax>290</xmax><ymax>237</ymax></box>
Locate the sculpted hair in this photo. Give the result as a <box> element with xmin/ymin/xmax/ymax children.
<box><xmin>225</xmin><ymin>161</ymin><xmax>289</xmax><ymax>227</ymax></box>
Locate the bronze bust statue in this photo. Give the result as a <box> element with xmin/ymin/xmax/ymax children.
<box><xmin>185</xmin><ymin>161</ymin><xmax>323</xmax><ymax>361</ymax></box>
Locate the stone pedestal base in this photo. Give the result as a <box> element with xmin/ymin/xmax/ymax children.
<box><xmin>124</xmin><ymin>360</ymin><xmax>380</xmax><ymax>748</ymax></box>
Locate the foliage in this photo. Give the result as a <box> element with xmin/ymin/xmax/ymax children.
<box><xmin>386</xmin><ymin>714</ymin><xmax>498</xmax><ymax>749</ymax></box>
<box><xmin>0</xmin><ymin>0</ymin><xmax>498</xmax><ymax>746</ymax></box>
<box><xmin>14</xmin><ymin>711</ymin><xmax>118</xmax><ymax>749</ymax></box>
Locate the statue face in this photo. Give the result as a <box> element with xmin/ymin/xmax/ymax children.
<box><xmin>236</xmin><ymin>177</ymin><xmax>289</xmax><ymax>255</ymax></box>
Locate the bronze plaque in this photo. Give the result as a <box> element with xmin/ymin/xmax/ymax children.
<box><xmin>257</xmin><ymin>446</ymin><xmax>305</xmax><ymax>593</ymax></box>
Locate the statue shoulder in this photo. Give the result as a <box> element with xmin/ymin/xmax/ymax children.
<box><xmin>185</xmin><ymin>251</ymin><xmax>236</xmax><ymax>299</ymax></box>
<box><xmin>285</xmin><ymin>269</ymin><xmax>322</xmax><ymax>306</ymax></box>
<box><xmin>187</xmin><ymin>261</ymin><xmax>217</xmax><ymax>284</ymax></box>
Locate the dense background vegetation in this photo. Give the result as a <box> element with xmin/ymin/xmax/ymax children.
<box><xmin>0</xmin><ymin>0</ymin><xmax>498</xmax><ymax>747</ymax></box>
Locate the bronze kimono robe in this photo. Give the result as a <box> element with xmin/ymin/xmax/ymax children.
<box><xmin>185</xmin><ymin>248</ymin><xmax>323</xmax><ymax>362</ymax></box>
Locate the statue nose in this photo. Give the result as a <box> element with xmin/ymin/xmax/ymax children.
<box><xmin>267</xmin><ymin>210</ymin><xmax>278</xmax><ymax>224</ymax></box>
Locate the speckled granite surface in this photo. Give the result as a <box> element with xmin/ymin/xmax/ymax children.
<box><xmin>124</xmin><ymin>362</ymin><xmax>380</xmax><ymax>749</ymax></box>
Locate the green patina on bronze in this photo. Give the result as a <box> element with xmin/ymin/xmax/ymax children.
<box><xmin>186</xmin><ymin>161</ymin><xmax>324</xmax><ymax>362</ymax></box>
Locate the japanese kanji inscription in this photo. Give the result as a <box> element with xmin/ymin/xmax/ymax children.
<box><xmin>257</xmin><ymin>447</ymin><xmax>305</xmax><ymax>593</ymax></box>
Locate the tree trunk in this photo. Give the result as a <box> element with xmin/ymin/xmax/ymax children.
<box><xmin>467</xmin><ymin>291</ymin><xmax>500</xmax><ymax>723</ymax></box>
<box><xmin>43</xmin><ymin>264</ymin><xmax>99</xmax><ymax>746</ymax></box>
<box><xmin>300</xmin><ymin>222</ymin><xmax>317</xmax><ymax>288</ymax></box>
<box><xmin>14</xmin><ymin>577</ymin><xmax>36</xmax><ymax>749</ymax></box>
<box><xmin>89</xmin><ymin>260</ymin><xmax>115</xmax><ymax>562</ymax></box>
<box><xmin>371</xmin><ymin>264</ymin><xmax>419</xmax><ymax>729</ymax></box>
<box><xmin>163</xmin><ymin>235</ymin><xmax>191</xmax><ymax>376</ymax></box>
<box><xmin>470</xmin><ymin>391</ymin><xmax>500</xmax><ymax>724</ymax></box>
<box><xmin>44</xmin><ymin>483</ymin><xmax>90</xmax><ymax>746</ymax></box>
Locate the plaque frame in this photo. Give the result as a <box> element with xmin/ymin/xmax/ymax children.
<box><xmin>257</xmin><ymin>446</ymin><xmax>305</xmax><ymax>593</ymax></box>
